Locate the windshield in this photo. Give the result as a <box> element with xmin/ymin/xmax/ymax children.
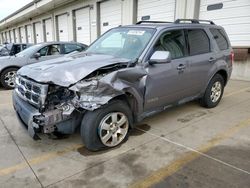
<box><xmin>16</xmin><ymin>44</ymin><xmax>43</xmax><ymax>57</ymax></box>
<box><xmin>86</xmin><ymin>27</ymin><xmax>155</xmax><ymax>60</ymax></box>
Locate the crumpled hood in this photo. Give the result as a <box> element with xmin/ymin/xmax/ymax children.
<box><xmin>18</xmin><ymin>53</ymin><xmax>129</xmax><ymax>87</ymax></box>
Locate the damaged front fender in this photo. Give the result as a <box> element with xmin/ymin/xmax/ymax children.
<box><xmin>69</xmin><ymin>66</ymin><xmax>147</xmax><ymax>114</ymax></box>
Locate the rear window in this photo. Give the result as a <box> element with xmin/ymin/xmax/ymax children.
<box><xmin>187</xmin><ymin>29</ymin><xmax>210</xmax><ymax>56</ymax></box>
<box><xmin>210</xmin><ymin>28</ymin><xmax>229</xmax><ymax>50</ymax></box>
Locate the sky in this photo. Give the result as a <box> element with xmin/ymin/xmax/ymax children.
<box><xmin>0</xmin><ymin>0</ymin><xmax>33</xmax><ymax>20</ymax></box>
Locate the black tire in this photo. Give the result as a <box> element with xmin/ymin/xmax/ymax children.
<box><xmin>0</xmin><ymin>68</ymin><xmax>18</xmax><ymax>89</ymax></box>
<box><xmin>200</xmin><ymin>74</ymin><xmax>225</xmax><ymax>108</ymax></box>
<box><xmin>81</xmin><ymin>100</ymin><xmax>133</xmax><ymax>151</ymax></box>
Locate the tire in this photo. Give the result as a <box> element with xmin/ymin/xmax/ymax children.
<box><xmin>0</xmin><ymin>68</ymin><xmax>18</xmax><ymax>89</ymax></box>
<box><xmin>81</xmin><ymin>100</ymin><xmax>133</xmax><ymax>151</ymax></box>
<box><xmin>200</xmin><ymin>74</ymin><xmax>225</xmax><ymax>108</ymax></box>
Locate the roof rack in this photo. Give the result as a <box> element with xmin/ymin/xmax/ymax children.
<box><xmin>174</xmin><ymin>19</ymin><xmax>215</xmax><ymax>25</ymax></box>
<box><xmin>136</xmin><ymin>21</ymin><xmax>172</xmax><ymax>25</ymax></box>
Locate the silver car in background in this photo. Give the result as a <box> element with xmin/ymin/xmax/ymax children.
<box><xmin>0</xmin><ymin>41</ymin><xmax>87</xmax><ymax>89</ymax></box>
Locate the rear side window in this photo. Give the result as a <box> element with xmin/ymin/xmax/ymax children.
<box><xmin>187</xmin><ymin>29</ymin><xmax>210</xmax><ymax>56</ymax></box>
<box><xmin>210</xmin><ymin>28</ymin><xmax>229</xmax><ymax>50</ymax></box>
<box><xmin>63</xmin><ymin>44</ymin><xmax>85</xmax><ymax>54</ymax></box>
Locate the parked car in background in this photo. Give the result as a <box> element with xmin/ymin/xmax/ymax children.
<box><xmin>13</xmin><ymin>19</ymin><xmax>233</xmax><ymax>151</ymax></box>
<box><xmin>0</xmin><ymin>43</ymin><xmax>32</xmax><ymax>57</ymax></box>
<box><xmin>0</xmin><ymin>41</ymin><xmax>87</xmax><ymax>89</ymax></box>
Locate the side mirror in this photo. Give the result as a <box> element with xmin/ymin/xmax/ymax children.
<box><xmin>33</xmin><ymin>53</ymin><xmax>41</xmax><ymax>59</ymax></box>
<box><xmin>148</xmin><ymin>51</ymin><xmax>171</xmax><ymax>65</ymax></box>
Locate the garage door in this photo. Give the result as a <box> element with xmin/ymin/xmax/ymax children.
<box><xmin>10</xmin><ymin>30</ymin><xmax>15</xmax><ymax>43</ymax></box>
<box><xmin>57</xmin><ymin>14</ymin><xmax>69</xmax><ymax>41</ymax></box>
<box><xmin>15</xmin><ymin>29</ymin><xmax>20</xmax><ymax>43</ymax></box>
<box><xmin>44</xmin><ymin>18</ymin><xmax>53</xmax><ymax>42</ymax></box>
<box><xmin>137</xmin><ymin>0</ymin><xmax>176</xmax><ymax>22</ymax></box>
<box><xmin>199</xmin><ymin>0</ymin><xmax>250</xmax><ymax>47</ymax></box>
<box><xmin>74</xmin><ymin>7</ymin><xmax>91</xmax><ymax>45</ymax></box>
<box><xmin>34</xmin><ymin>22</ymin><xmax>42</xmax><ymax>43</ymax></box>
<box><xmin>26</xmin><ymin>25</ymin><xmax>32</xmax><ymax>43</ymax></box>
<box><xmin>100</xmin><ymin>0</ymin><xmax>122</xmax><ymax>35</ymax></box>
<box><xmin>6</xmin><ymin>31</ymin><xmax>10</xmax><ymax>43</ymax></box>
<box><xmin>20</xmin><ymin>27</ymin><xmax>26</xmax><ymax>43</ymax></box>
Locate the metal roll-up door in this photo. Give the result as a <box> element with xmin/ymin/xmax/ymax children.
<box><xmin>34</xmin><ymin>22</ymin><xmax>42</xmax><ymax>43</ymax></box>
<box><xmin>20</xmin><ymin>27</ymin><xmax>26</xmax><ymax>43</ymax></box>
<box><xmin>74</xmin><ymin>7</ymin><xmax>91</xmax><ymax>45</ymax></box>
<box><xmin>57</xmin><ymin>14</ymin><xmax>69</xmax><ymax>41</ymax></box>
<box><xmin>137</xmin><ymin>0</ymin><xmax>176</xmax><ymax>22</ymax></box>
<box><xmin>6</xmin><ymin>31</ymin><xmax>10</xmax><ymax>43</ymax></box>
<box><xmin>15</xmin><ymin>29</ymin><xmax>20</xmax><ymax>43</ymax></box>
<box><xmin>100</xmin><ymin>0</ymin><xmax>122</xmax><ymax>35</ymax></box>
<box><xmin>44</xmin><ymin>18</ymin><xmax>53</xmax><ymax>42</ymax></box>
<box><xmin>10</xmin><ymin>30</ymin><xmax>15</xmax><ymax>43</ymax></box>
<box><xmin>199</xmin><ymin>0</ymin><xmax>250</xmax><ymax>47</ymax></box>
<box><xmin>26</xmin><ymin>25</ymin><xmax>32</xmax><ymax>43</ymax></box>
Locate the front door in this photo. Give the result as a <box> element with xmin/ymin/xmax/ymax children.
<box><xmin>144</xmin><ymin>29</ymin><xmax>190</xmax><ymax>111</ymax></box>
<box><xmin>28</xmin><ymin>44</ymin><xmax>62</xmax><ymax>64</ymax></box>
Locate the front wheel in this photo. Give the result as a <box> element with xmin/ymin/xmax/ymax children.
<box><xmin>0</xmin><ymin>68</ymin><xmax>18</xmax><ymax>89</ymax></box>
<box><xmin>80</xmin><ymin>100</ymin><xmax>133</xmax><ymax>151</ymax></box>
<box><xmin>200</xmin><ymin>74</ymin><xmax>225</xmax><ymax>108</ymax></box>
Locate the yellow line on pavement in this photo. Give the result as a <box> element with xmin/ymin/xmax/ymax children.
<box><xmin>0</xmin><ymin>144</ymin><xmax>83</xmax><ymax>176</ymax></box>
<box><xmin>130</xmin><ymin>118</ymin><xmax>250</xmax><ymax>188</ymax></box>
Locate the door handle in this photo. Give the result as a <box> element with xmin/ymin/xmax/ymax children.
<box><xmin>209</xmin><ymin>57</ymin><xmax>216</xmax><ymax>62</ymax></box>
<box><xmin>177</xmin><ymin>64</ymin><xmax>186</xmax><ymax>70</ymax></box>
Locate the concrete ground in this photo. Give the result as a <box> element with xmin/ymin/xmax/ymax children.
<box><xmin>0</xmin><ymin>80</ymin><xmax>250</xmax><ymax>188</ymax></box>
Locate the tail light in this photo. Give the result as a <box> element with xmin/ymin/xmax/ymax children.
<box><xmin>230</xmin><ymin>51</ymin><xmax>234</xmax><ymax>64</ymax></box>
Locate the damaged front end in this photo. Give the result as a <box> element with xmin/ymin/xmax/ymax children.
<box><xmin>13</xmin><ymin>62</ymin><xmax>145</xmax><ymax>139</ymax></box>
<box><xmin>14</xmin><ymin>76</ymin><xmax>82</xmax><ymax>139</ymax></box>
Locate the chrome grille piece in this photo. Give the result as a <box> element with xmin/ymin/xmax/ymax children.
<box><xmin>15</xmin><ymin>76</ymin><xmax>48</xmax><ymax>107</ymax></box>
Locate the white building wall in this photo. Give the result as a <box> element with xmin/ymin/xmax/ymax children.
<box><xmin>199</xmin><ymin>0</ymin><xmax>250</xmax><ymax>48</ymax></box>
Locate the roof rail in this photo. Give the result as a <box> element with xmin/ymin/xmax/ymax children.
<box><xmin>136</xmin><ymin>21</ymin><xmax>172</xmax><ymax>25</ymax></box>
<box><xmin>174</xmin><ymin>19</ymin><xmax>215</xmax><ymax>25</ymax></box>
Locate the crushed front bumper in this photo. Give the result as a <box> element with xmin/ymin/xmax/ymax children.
<box><xmin>13</xmin><ymin>90</ymin><xmax>41</xmax><ymax>139</ymax></box>
<box><xmin>13</xmin><ymin>90</ymin><xmax>80</xmax><ymax>139</ymax></box>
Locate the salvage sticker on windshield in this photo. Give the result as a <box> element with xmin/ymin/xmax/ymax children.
<box><xmin>127</xmin><ymin>30</ymin><xmax>145</xmax><ymax>36</ymax></box>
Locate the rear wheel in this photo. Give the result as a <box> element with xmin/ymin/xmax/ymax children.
<box><xmin>80</xmin><ymin>100</ymin><xmax>132</xmax><ymax>151</ymax></box>
<box><xmin>200</xmin><ymin>74</ymin><xmax>225</xmax><ymax>108</ymax></box>
<box><xmin>0</xmin><ymin>68</ymin><xmax>18</xmax><ymax>89</ymax></box>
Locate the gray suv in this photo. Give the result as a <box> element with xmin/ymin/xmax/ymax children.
<box><xmin>13</xmin><ymin>19</ymin><xmax>233</xmax><ymax>151</ymax></box>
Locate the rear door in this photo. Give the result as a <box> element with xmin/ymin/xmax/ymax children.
<box><xmin>144</xmin><ymin>29</ymin><xmax>190</xmax><ymax>111</ymax></box>
<box><xmin>184</xmin><ymin>28</ymin><xmax>214</xmax><ymax>95</ymax></box>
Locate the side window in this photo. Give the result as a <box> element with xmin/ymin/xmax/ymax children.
<box><xmin>48</xmin><ymin>45</ymin><xmax>60</xmax><ymax>55</ymax></box>
<box><xmin>14</xmin><ymin>45</ymin><xmax>22</xmax><ymax>54</ymax></box>
<box><xmin>64</xmin><ymin>44</ymin><xmax>78</xmax><ymax>54</ymax></box>
<box><xmin>210</xmin><ymin>28</ymin><xmax>229</xmax><ymax>50</ymax></box>
<box><xmin>153</xmin><ymin>30</ymin><xmax>186</xmax><ymax>59</ymax></box>
<box><xmin>38</xmin><ymin>46</ymin><xmax>49</xmax><ymax>56</ymax></box>
<box><xmin>187</xmin><ymin>29</ymin><xmax>210</xmax><ymax>56</ymax></box>
<box><xmin>22</xmin><ymin>44</ymin><xmax>27</xmax><ymax>50</ymax></box>
<box><xmin>76</xmin><ymin>45</ymin><xmax>86</xmax><ymax>52</ymax></box>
